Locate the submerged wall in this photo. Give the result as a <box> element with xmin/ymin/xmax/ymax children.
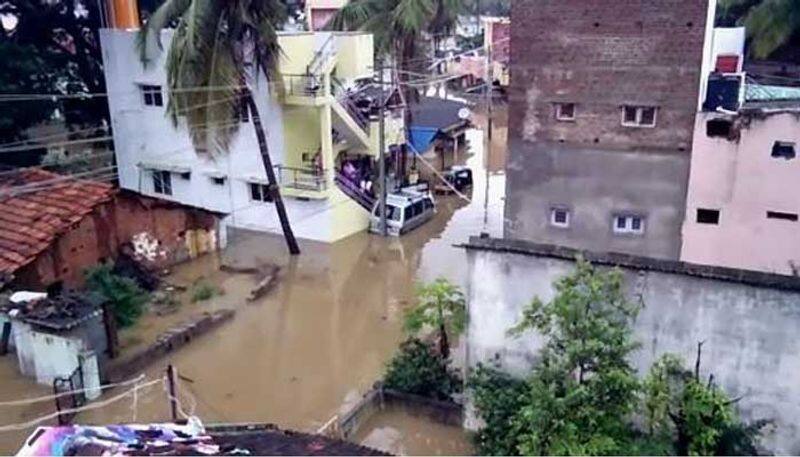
<box><xmin>464</xmin><ymin>237</ymin><xmax>800</xmax><ymax>454</ymax></box>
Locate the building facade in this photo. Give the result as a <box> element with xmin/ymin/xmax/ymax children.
<box><xmin>504</xmin><ymin>0</ymin><xmax>714</xmax><ymax>259</ymax></box>
<box><xmin>305</xmin><ymin>0</ymin><xmax>348</xmax><ymax>31</ymax></box>
<box><xmin>100</xmin><ymin>28</ymin><xmax>404</xmax><ymax>244</ymax></box>
<box><xmin>681</xmin><ymin>29</ymin><xmax>800</xmax><ymax>275</ymax></box>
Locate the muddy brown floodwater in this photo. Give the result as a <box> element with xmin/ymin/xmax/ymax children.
<box><xmin>355</xmin><ymin>406</ymin><xmax>474</xmax><ymax>455</ymax></box>
<box><xmin>0</xmin><ymin>108</ymin><xmax>507</xmax><ymax>455</ymax></box>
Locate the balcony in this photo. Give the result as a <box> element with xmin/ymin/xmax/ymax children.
<box><xmin>275</xmin><ymin>165</ymin><xmax>329</xmax><ymax>199</ymax></box>
<box><xmin>282</xmin><ymin>74</ymin><xmax>329</xmax><ymax>106</ymax></box>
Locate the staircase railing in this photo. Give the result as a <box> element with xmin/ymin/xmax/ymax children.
<box><xmin>307</xmin><ymin>35</ymin><xmax>336</xmax><ymax>75</ymax></box>
<box><xmin>335</xmin><ymin>171</ymin><xmax>375</xmax><ymax>211</ymax></box>
<box><xmin>331</xmin><ymin>78</ymin><xmax>370</xmax><ymax>131</ymax></box>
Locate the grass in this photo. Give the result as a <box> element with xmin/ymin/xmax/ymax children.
<box><xmin>190</xmin><ymin>280</ymin><xmax>223</xmax><ymax>303</ymax></box>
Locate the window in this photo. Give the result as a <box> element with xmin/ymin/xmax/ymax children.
<box><xmin>550</xmin><ymin>207</ymin><xmax>570</xmax><ymax>228</ymax></box>
<box><xmin>424</xmin><ymin>198</ymin><xmax>434</xmax><ymax>210</ymax></box>
<box><xmin>140</xmin><ymin>85</ymin><xmax>164</xmax><ymax>107</ymax></box>
<box><xmin>766</xmin><ymin>211</ymin><xmax>798</xmax><ymax>222</ymax></box>
<box><xmin>211</xmin><ymin>177</ymin><xmax>226</xmax><ymax>186</ymax></box>
<box><xmin>412</xmin><ymin>201</ymin><xmax>424</xmax><ymax>217</ymax></box>
<box><xmin>555</xmin><ymin>103</ymin><xmax>576</xmax><ymax>121</ymax></box>
<box><xmin>621</xmin><ymin>106</ymin><xmax>657</xmax><ymax>127</ymax></box>
<box><xmin>771</xmin><ymin>141</ymin><xmax>796</xmax><ymax>160</ymax></box>
<box><xmin>152</xmin><ymin>170</ymin><xmax>172</xmax><ymax>195</ymax></box>
<box><xmin>249</xmin><ymin>183</ymin><xmax>273</xmax><ymax>202</ymax></box>
<box><xmin>696</xmin><ymin>208</ymin><xmax>720</xmax><ymax>225</ymax></box>
<box><xmin>613</xmin><ymin>215</ymin><xmax>645</xmax><ymax>234</ymax></box>
<box><xmin>179</xmin><ymin>171</ymin><xmax>191</xmax><ymax>180</ymax></box>
<box><xmin>707</xmin><ymin>119</ymin><xmax>732</xmax><ymax>138</ymax></box>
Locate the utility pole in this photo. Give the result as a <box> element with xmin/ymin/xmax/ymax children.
<box><xmin>166</xmin><ymin>364</ymin><xmax>178</xmax><ymax>422</ymax></box>
<box><xmin>377</xmin><ymin>58</ymin><xmax>388</xmax><ymax>236</ymax></box>
<box><xmin>483</xmin><ymin>7</ymin><xmax>493</xmax><ymax>230</ymax></box>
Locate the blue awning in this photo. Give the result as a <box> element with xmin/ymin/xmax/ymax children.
<box><xmin>409</xmin><ymin>126</ymin><xmax>440</xmax><ymax>154</ymax></box>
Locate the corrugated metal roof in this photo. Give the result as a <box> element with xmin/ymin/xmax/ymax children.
<box><xmin>0</xmin><ymin>169</ymin><xmax>115</xmax><ymax>275</ymax></box>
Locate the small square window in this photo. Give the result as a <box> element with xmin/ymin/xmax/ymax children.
<box><xmin>771</xmin><ymin>141</ymin><xmax>796</xmax><ymax>160</ymax></box>
<box><xmin>707</xmin><ymin>119</ymin><xmax>732</xmax><ymax>138</ymax></box>
<box><xmin>613</xmin><ymin>214</ymin><xmax>645</xmax><ymax>235</ymax></box>
<box><xmin>211</xmin><ymin>177</ymin><xmax>226</xmax><ymax>186</ymax></box>
<box><xmin>696</xmin><ymin>208</ymin><xmax>720</xmax><ymax>224</ymax></box>
<box><xmin>550</xmin><ymin>207</ymin><xmax>570</xmax><ymax>228</ymax></box>
<box><xmin>555</xmin><ymin>103</ymin><xmax>576</xmax><ymax>121</ymax></box>
<box><xmin>621</xmin><ymin>105</ymin><xmax>657</xmax><ymax>127</ymax></box>
<box><xmin>152</xmin><ymin>170</ymin><xmax>172</xmax><ymax>195</ymax></box>
<box><xmin>249</xmin><ymin>183</ymin><xmax>273</xmax><ymax>202</ymax></box>
<box><xmin>141</xmin><ymin>85</ymin><xmax>164</xmax><ymax>107</ymax></box>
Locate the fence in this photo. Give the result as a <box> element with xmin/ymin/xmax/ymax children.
<box><xmin>274</xmin><ymin>166</ymin><xmax>328</xmax><ymax>192</ymax></box>
<box><xmin>53</xmin><ymin>363</ymin><xmax>85</xmax><ymax>425</ymax></box>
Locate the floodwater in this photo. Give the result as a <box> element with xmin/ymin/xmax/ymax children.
<box><xmin>0</xmin><ymin>106</ymin><xmax>507</xmax><ymax>455</ymax></box>
<box><xmin>354</xmin><ymin>406</ymin><xmax>474</xmax><ymax>456</ymax></box>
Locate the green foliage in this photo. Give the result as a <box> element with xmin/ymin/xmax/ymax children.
<box><xmin>503</xmin><ymin>260</ymin><xmax>642</xmax><ymax>455</ymax></box>
<box><xmin>717</xmin><ymin>0</ymin><xmax>800</xmax><ymax>59</ymax></box>
<box><xmin>644</xmin><ymin>351</ymin><xmax>767</xmax><ymax>456</ymax></box>
<box><xmin>404</xmin><ymin>278</ymin><xmax>467</xmax><ymax>359</ymax></box>
<box><xmin>470</xmin><ymin>259</ymin><xmax>766</xmax><ymax>456</ymax></box>
<box><xmin>137</xmin><ymin>0</ymin><xmax>288</xmax><ymax>155</ymax></box>
<box><xmin>85</xmin><ymin>265</ymin><xmax>148</xmax><ymax>327</ymax></box>
<box><xmin>468</xmin><ymin>363</ymin><xmax>528</xmax><ymax>456</ymax></box>
<box><xmin>384</xmin><ymin>337</ymin><xmax>461</xmax><ymax>400</ymax></box>
<box><xmin>190</xmin><ymin>280</ymin><xmax>222</xmax><ymax>303</ymax></box>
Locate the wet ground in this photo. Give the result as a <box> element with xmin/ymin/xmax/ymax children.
<box><xmin>354</xmin><ymin>406</ymin><xmax>474</xmax><ymax>456</ymax></box>
<box><xmin>0</xmin><ymin>106</ymin><xmax>507</xmax><ymax>455</ymax></box>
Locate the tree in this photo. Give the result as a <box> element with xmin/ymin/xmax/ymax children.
<box><xmin>644</xmin><ymin>345</ymin><xmax>768</xmax><ymax>456</ymax></box>
<box><xmin>85</xmin><ymin>264</ymin><xmax>148</xmax><ymax>327</ymax></box>
<box><xmin>383</xmin><ymin>337</ymin><xmax>461</xmax><ymax>400</ymax></box>
<box><xmin>137</xmin><ymin>0</ymin><xmax>301</xmax><ymax>255</ymax></box>
<box><xmin>717</xmin><ymin>0</ymin><xmax>800</xmax><ymax>59</ymax></box>
<box><xmin>0</xmin><ymin>0</ymin><xmax>109</xmax><ymax>162</ymax></box>
<box><xmin>403</xmin><ymin>278</ymin><xmax>466</xmax><ymax>359</ymax></box>
<box><xmin>507</xmin><ymin>259</ymin><xmax>642</xmax><ymax>455</ymax></box>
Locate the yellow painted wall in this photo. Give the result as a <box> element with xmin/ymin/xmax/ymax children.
<box><xmin>368</xmin><ymin>113</ymin><xmax>405</xmax><ymax>156</ymax></box>
<box><xmin>277</xmin><ymin>33</ymin><xmax>316</xmax><ymax>75</ymax></box>
<box><xmin>282</xmin><ymin>106</ymin><xmax>321</xmax><ymax>168</ymax></box>
<box><xmin>334</xmin><ymin>34</ymin><xmax>374</xmax><ymax>82</ymax></box>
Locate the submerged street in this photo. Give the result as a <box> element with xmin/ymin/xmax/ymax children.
<box><xmin>0</xmin><ymin>112</ymin><xmax>506</xmax><ymax>455</ymax></box>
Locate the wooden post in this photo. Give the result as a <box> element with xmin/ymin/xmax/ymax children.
<box><xmin>101</xmin><ymin>302</ymin><xmax>118</xmax><ymax>359</ymax></box>
<box><xmin>167</xmin><ymin>364</ymin><xmax>178</xmax><ymax>422</ymax></box>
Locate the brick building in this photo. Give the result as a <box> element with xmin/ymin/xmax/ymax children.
<box><xmin>0</xmin><ymin>169</ymin><xmax>220</xmax><ymax>291</ymax></box>
<box><xmin>504</xmin><ymin>0</ymin><xmax>713</xmax><ymax>259</ymax></box>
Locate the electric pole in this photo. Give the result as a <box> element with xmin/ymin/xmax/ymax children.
<box><xmin>377</xmin><ymin>58</ymin><xmax>388</xmax><ymax>236</ymax></box>
<box><xmin>483</xmin><ymin>8</ymin><xmax>493</xmax><ymax>230</ymax></box>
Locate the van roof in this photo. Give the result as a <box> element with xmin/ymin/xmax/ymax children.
<box><xmin>385</xmin><ymin>191</ymin><xmax>431</xmax><ymax>207</ymax></box>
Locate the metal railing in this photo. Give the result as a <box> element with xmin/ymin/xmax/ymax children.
<box><xmin>283</xmin><ymin>74</ymin><xmax>325</xmax><ymax>98</ymax></box>
<box><xmin>274</xmin><ymin>165</ymin><xmax>328</xmax><ymax>192</ymax></box>
<box><xmin>331</xmin><ymin>78</ymin><xmax>370</xmax><ymax>131</ymax></box>
<box><xmin>307</xmin><ymin>35</ymin><xmax>336</xmax><ymax>75</ymax></box>
<box><xmin>335</xmin><ymin>171</ymin><xmax>375</xmax><ymax>211</ymax></box>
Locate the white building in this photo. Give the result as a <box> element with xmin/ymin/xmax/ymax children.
<box><xmin>100</xmin><ymin>28</ymin><xmax>404</xmax><ymax>244</ymax></box>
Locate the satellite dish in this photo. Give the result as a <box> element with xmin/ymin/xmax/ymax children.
<box><xmin>458</xmin><ymin>107</ymin><xmax>472</xmax><ymax>120</ymax></box>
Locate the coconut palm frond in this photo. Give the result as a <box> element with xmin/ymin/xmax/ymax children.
<box><xmin>744</xmin><ymin>0</ymin><xmax>800</xmax><ymax>59</ymax></box>
<box><xmin>136</xmin><ymin>0</ymin><xmax>192</xmax><ymax>65</ymax></box>
<box><xmin>429</xmin><ymin>0</ymin><xmax>464</xmax><ymax>35</ymax></box>
<box><xmin>393</xmin><ymin>0</ymin><xmax>435</xmax><ymax>35</ymax></box>
<box><xmin>325</xmin><ymin>0</ymin><xmax>375</xmax><ymax>31</ymax></box>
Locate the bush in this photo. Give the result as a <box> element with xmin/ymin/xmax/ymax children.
<box><xmin>468</xmin><ymin>363</ymin><xmax>529</xmax><ymax>456</ymax></box>
<box><xmin>85</xmin><ymin>264</ymin><xmax>148</xmax><ymax>327</ymax></box>
<box><xmin>190</xmin><ymin>280</ymin><xmax>222</xmax><ymax>303</ymax></box>
<box><xmin>383</xmin><ymin>338</ymin><xmax>462</xmax><ymax>401</ymax></box>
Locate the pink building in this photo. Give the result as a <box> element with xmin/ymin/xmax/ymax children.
<box><xmin>681</xmin><ymin>29</ymin><xmax>800</xmax><ymax>274</ymax></box>
<box><xmin>305</xmin><ymin>0</ymin><xmax>348</xmax><ymax>31</ymax></box>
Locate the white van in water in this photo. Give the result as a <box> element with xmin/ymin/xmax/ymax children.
<box><xmin>369</xmin><ymin>190</ymin><xmax>436</xmax><ymax>236</ymax></box>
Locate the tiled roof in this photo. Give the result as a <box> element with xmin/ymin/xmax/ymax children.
<box><xmin>0</xmin><ymin>168</ymin><xmax>115</xmax><ymax>275</ymax></box>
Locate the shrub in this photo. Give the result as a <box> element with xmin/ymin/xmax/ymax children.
<box><xmin>190</xmin><ymin>280</ymin><xmax>222</xmax><ymax>303</ymax></box>
<box><xmin>383</xmin><ymin>338</ymin><xmax>462</xmax><ymax>401</ymax></box>
<box><xmin>468</xmin><ymin>363</ymin><xmax>529</xmax><ymax>456</ymax></box>
<box><xmin>85</xmin><ymin>264</ymin><xmax>148</xmax><ymax>327</ymax></box>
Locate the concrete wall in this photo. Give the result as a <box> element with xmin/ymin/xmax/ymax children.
<box><xmin>681</xmin><ymin>110</ymin><xmax>800</xmax><ymax>274</ymax></box>
<box><xmin>505</xmin><ymin>143</ymin><xmax>691</xmax><ymax>259</ymax></box>
<box><xmin>505</xmin><ymin>0</ymin><xmax>711</xmax><ymax>259</ymax></box>
<box><xmin>464</xmin><ymin>238</ymin><xmax>800</xmax><ymax>454</ymax></box>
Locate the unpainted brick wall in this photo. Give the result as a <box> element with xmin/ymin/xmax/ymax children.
<box><xmin>509</xmin><ymin>0</ymin><xmax>709</xmax><ymax>151</ymax></box>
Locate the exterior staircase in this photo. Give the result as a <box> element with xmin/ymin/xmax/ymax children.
<box><xmin>334</xmin><ymin>171</ymin><xmax>375</xmax><ymax>212</ymax></box>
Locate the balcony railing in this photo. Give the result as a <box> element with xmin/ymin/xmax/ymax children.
<box><xmin>283</xmin><ymin>74</ymin><xmax>325</xmax><ymax>98</ymax></box>
<box><xmin>274</xmin><ymin>165</ymin><xmax>327</xmax><ymax>192</ymax></box>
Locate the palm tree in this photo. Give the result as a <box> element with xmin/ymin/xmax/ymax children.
<box><xmin>327</xmin><ymin>0</ymin><xmax>464</xmax><ymax>104</ymax></box>
<box><xmin>137</xmin><ymin>0</ymin><xmax>300</xmax><ymax>255</ymax></box>
<box><xmin>718</xmin><ymin>0</ymin><xmax>800</xmax><ymax>59</ymax></box>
